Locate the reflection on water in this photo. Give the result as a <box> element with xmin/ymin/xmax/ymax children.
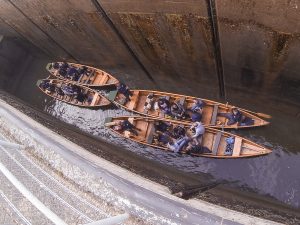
<box><xmin>45</xmin><ymin>100</ymin><xmax>300</xmax><ymax>208</ymax></box>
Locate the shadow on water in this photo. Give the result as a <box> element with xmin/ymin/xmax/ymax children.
<box><xmin>0</xmin><ymin>37</ymin><xmax>299</xmax><ymax>209</ymax></box>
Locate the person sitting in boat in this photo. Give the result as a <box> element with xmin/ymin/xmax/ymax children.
<box><xmin>190</xmin><ymin>99</ymin><xmax>205</xmax><ymax>112</ymax></box>
<box><xmin>59</xmin><ymin>62</ymin><xmax>69</xmax><ymax>70</ymax></box>
<box><xmin>116</xmin><ymin>82</ymin><xmax>132</xmax><ymax>103</ymax></box>
<box><xmin>157</xmin><ymin>97</ymin><xmax>171</xmax><ymax>116</ymax></box>
<box><xmin>143</xmin><ymin>93</ymin><xmax>155</xmax><ymax>113</ymax></box>
<box><xmin>66</xmin><ymin>67</ymin><xmax>79</xmax><ymax>80</ymax></box>
<box><xmin>153</xmin><ymin>131</ymin><xmax>172</xmax><ymax>146</ymax></box>
<box><xmin>52</xmin><ymin>62</ymin><xmax>60</xmax><ymax>70</ymax></box>
<box><xmin>167</xmin><ymin>136</ymin><xmax>192</xmax><ymax>153</ymax></box>
<box><xmin>112</xmin><ymin>120</ymin><xmax>141</xmax><ymax>136</ymax></box>
<box><xmin>188</xmin><ymin>99</ymin><xmax>204</xmax><ymax>122</ymax></box>
<box><xmin>55</xmin><ymin>86</ymin><xmax>65</xmax><ymax>99</ymax></box>
<box><xmin>185</xmin><ymin>140</ymin><xmax>211</xmax><ymax>155</ymax></box>
<box><xmin>218</xmin><ymin>107</ymin><xmax>243</xmax><ymax>126</ymax></box>
<box><xmin>172</xmin><ymin>125</ymin><xmax>186</xmax><ymax>139</ymax></box>
<box><xmin>76</xmin><ymin>66</ymin><xmax>88</xmax><ymax>81</ymax></box>
<box><xmin>55</xmin><ymin>62</ymin><xmax>69</xmax><ymax>77</ymax></box>
<box><xmin>189</xmin><ymin>121</ymin><xmax>205</xmax><ymax>144</ymax></box>
<box><xmin>61</xmin><ymin>84</ymin><xmax>76</xmax><ymax>96</ymax></box>
<box><xmin>190</xmin><ymin>110</ymin><xmax>202</xmax><ymax>122</ymax></box>
<box><xmin>170</xmin><ymin>102</ymin><xmax>187</xmax><ymax>120</ymax></box>
<box><xmin>44</xmin><ymin>82</ymin><xmax>56</xmax><ymax>94</ymax></box>
<box><xmin>154</xmin><ymin>121</ymin><xmax>171</xmax><ymax>133</ymax></box>
<box><xmin>71</xmin><ymin>85</ymin><xmax>81</xmax><ymax>95</ymax></box>
<box><xmin>39</xmin><ymin>80</ymin><xmax>50</xmax><ymax>90</ymax></box>
<box><xmin>76</xmin><ymin>91</ymin><xmax>87</xmax><ymax>103</ymax></box>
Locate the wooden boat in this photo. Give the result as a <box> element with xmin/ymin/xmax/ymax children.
<box><xmin>46</xmin><ymin>62</ymin><xmax>119</xmax><ymax>87</ymax></box>
<box><xmin>105</xmin><ymin>116</ymin><xmax>272</xmax><ymax>158</ymax></box>
<box><xmin>107</xmin><ymin>89</ymin><xmax>270</xmax><ymax>129</ymax></box>
<box><xmin>36</xmin><ymin>79</ymin><xmax>110</xmax><ymax>108</ymax></box>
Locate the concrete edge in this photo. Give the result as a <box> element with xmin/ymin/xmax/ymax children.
<box><xmin>0</xmin><ymin>99</ymin><xmax>282</xmax><ymax>225</ymax></box>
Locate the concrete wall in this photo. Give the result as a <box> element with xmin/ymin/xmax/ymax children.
<box><xmin>0</xmin><ymin>0</ymin><xmax>299</xmax><ymax>103</ymax></box>
<box><xmin>217</xmin><ymin>0</ymin><xmax>300</xmax><ymax>103</ymax></box>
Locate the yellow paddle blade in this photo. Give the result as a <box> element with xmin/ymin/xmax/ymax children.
<box><xmin>256</xmin><ymin>112</ymin><xmax>272</xmax><ymax>119</ymax></box>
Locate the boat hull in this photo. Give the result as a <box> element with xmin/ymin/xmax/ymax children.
<box><xmin>109</xmin><ymin>89</ymin><xmax>269</xmax><ymax>129</ymax></box>
<box><xmin>37</xmin><ymin>79</ymin><xmax>110</xmax><ymax>108</ymax></box>
<box><xmin>105</xmin><ymin>116</ymin><xmax>272</xmax><ymax>159</ymax></box>
<box><xmin>46</xmin><ymin>62</ymin><xmax>119</xmax><ymax>88</ymax></box>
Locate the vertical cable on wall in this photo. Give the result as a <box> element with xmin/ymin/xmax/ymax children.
<box><xmin>207</xmin><ymin>0</ymin><xmax>226</xmax><ymax>99</ymax></box>
<box><xmin>91</xmin><ymin>0</ymin><xmax>155</xmax><ymax>83</ymax></box>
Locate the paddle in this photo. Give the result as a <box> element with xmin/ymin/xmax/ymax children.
<box><xmin>242</xmin><ymin>109</ymin><xmax>272</xmax><ymax>119</ymax></box>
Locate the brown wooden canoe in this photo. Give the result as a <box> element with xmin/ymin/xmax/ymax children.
<box><xmin>46</xmin><ymin>62</ymin><xmax>119</xmax><ymax>87</ymax></box>
<box><xmin>107</xmin><ymin>89</ymin><xmax>270</xmax><ymax>129</ymax></box>
<box><xmin>105</xmin><ymin>116</ymin><xmax>272</xmax><ymax>158</ymax></box>
<box><xmin>36</xmin><ymin>79</ymin><xmax>110</xmax><ymax>108</ymax></box>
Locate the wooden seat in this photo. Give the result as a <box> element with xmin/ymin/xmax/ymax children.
<box><xmin>77</xmin><ymin>74</ymin><xmax>85</xmax><ymax>82</ymax></box>
<box><xmin>210</xmin><ymin>105</ymin><xmax>219</xmax><ymax>125</ymax></box>
<box><xmin>146</xmin><ymin>124</ymin><xmax>155</xmax><ymax>144</ymax></box>
<box><xmin>124</xmin><ymin>131</ymin><xmax>130</xmax><ymax>138</ymax></box>
<box><xmin>232</xmin><ymin>137</ymin><xmax>242</xmax><ymax>157</ymax></box>
<box><xmin>90</xmin><ymin>93</ymin><xmax>99</xmax><ymax>106</ymax></box>
<box><xmin>128</xmin><ymin>118</ymin><xmax>134</xmax><ymax>124</ymax></box>
<box><xmin>99</xmin><ymin>74</ymin><xmax>109</xmax><ymax>85</ymax></box>
<box><xmin>84</xmin><ymin>70</ymin><xmax>95</xmax><ymax>84</ymax></box>
<box><xmin>211</xmin><ymin>132</ymin><xmax>222</xmax><ymax>155</ymax></box>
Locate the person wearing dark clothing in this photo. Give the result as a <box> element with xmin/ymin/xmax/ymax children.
<box><xmin>117</xmin><ymin>82</ymin><xmax>133</xmax><ymax>102</ymax></box>
<box><xmin>191</xmin><ymin>111</ymin><xmax>202</xmax><ymax>122</ymax></box>
<box><xmin>58</xmin><ymin>68</ymin><xmax>67</xmax><ymax>77</ymax></box>
<box><xmin>157</xmin><ymin>98</ymin><xmax>171</xmax><ymax>116</ymax></box>
<box><xmin>188</xmin><ymin>99</ymin><xmax>204</xmax><ymax>122</ymax></box>
<box><xmin>46</xmin><ymin>83</ymin><xmax>56</xmax><ymax>93</ymax></box>
<box><xmin>154</xmin><ymin>121</ymin><xmax>171</xmax><ymax>133</ymax></box>
<box><xmin>185</xmin><ymin>141</ymin><xmax>211</xmax><ymax>155</ymax></box>
<box><xmin>56</xmin><ymin>87</ymin><xmax>65</xmax><ymax>98</ymax></box>
<box><xmin>67</xmin><ymin>67</ymin><xmax>78</xmax><ymax>77</ymax></box>
<box><xmin>39</xmin><ymin>80</ymin><xmax>50</xmax><ymax>90</ymax></box>
<box><xmin>170</xmin><ymin>102</ymin><xmax>187</xmax><ymax>119</ymax></box>
<box><xmin>113</xmin><ymin>120</ymin><xmax>141</xmax><ymax>136</ymax></box>
<box><xmin>218</xmin><ymin>107</ymin><xmax>243</xmax><ymax>125</ymax></box>
<box><xmin>190</xmin><ymin>99</ymin><xmax>205</xmax><ymax>112</ymax></box>
<box><xmin>76</xmin><ymin>66</ymin><xmax>88</xmax><ymax>81</ymax></box>
<box><xmin>78</xmin><ymin>66</ymin><xmax>88</xmax><ymax>75</ymax></box>
<box><xmin>52</xmin><ymin>62</ymin><xmax>60</xmax><ymax>70</ymax></box>
<box><xmin>76</xmin><ymin>92</ymin><xmax>87</xmax><ymax>103</ymax></box>
<box><xmin>153</xmin><ymin>132</ymin><xmax>171</xmax><ymax>146</ymax></box>
<box><xmin>61</xmin><ymin>85</ymin><xmax>75</xmax><ymax>96</ymax></box>
<box><xmin>172</xmin><ymin>125</ymin><xmax>186</xmax><ymax>139</ymax></box>
<box><xmin>71</xmin><ymin>85</ymin><xmax>81</xmax><ymax>95</ymax></box>
<box><xmin>60</xmin><ymin>62</ymin><xmax>69</xmax><ymax>70</ymax></box>
<box><xmin>57</xmin><ymin>62</ymin><xmax>69</xmax><ymax>77</ymax></box>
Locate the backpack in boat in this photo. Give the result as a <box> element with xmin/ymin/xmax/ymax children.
<box><xmin>189</xmin><ymin>145</ymin><xmax>211</xmax><ymax>154</ymax></box>
<box><xmin>224</xmin><ymin>136</ymin><xmax>235</xmax><ymax>156</ymax></box>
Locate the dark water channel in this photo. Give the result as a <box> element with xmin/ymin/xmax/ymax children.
<box><xmin>0</xmin><ymin>38</ymin><xmax>299</xmax><ymax>211</ymax></box>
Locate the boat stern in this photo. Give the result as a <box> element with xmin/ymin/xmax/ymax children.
<box><xmin>36</xmin><ymin>79</ymin><xmax>43</xmax><ymax>87</ymax></box>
